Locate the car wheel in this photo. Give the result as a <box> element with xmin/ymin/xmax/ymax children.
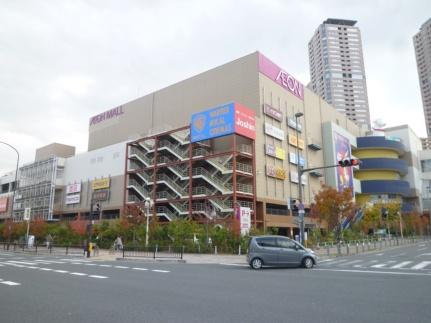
<box><xmin>251</xmin><ymin>258</ymin><xmax>263</xmax><ymax>269</ymax></box>
<box><xmin>303</xmin><ymin>257</ymin><xmax>314</xmax><ymax>269</ymax></box>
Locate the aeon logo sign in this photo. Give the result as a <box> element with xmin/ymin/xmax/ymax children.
<box><xmin>258</xmin><ymin>53</ymin><xmax>304</xmax><ymax>100</ymax></box>
<box><xmin>275</xmin><ymin>70</ymin><xmax>303</xmax><ymax>99</ymax></box>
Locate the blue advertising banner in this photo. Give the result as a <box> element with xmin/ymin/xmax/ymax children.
<box><xmin>191</xmin><ymin>102</ymin><xmax>235</xmax><ymax>142</ymax></box>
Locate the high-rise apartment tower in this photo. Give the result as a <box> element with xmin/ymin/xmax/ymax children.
<box><xmin>308</xmin><ymin>18</ymin><xmax>370</xmax><ymax>129</ymax></box>
<box><xmin>414</xmin><ymin>18</ymin><xmax>431</xmax><ymax>140</ymax></box>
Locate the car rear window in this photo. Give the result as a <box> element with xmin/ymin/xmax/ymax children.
<box><xmin>255</xmin><ymin>237</ymin><xmax>277</xmax><ymax>247</ymax></box>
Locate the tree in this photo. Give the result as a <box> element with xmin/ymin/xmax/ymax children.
<box><xmin>30</xmin><ymin>218</ymin><xmax>48</xmax><ymax>241</ymax></box>
<box><xmin>311</xmin><ymin>185</ymin><xmax>355</xmax><ymax>241</ymax></box>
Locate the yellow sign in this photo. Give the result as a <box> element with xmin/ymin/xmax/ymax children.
<box><xmin>298</xmin><ymin>138</ymin><xmax>304</xmax><ymax>150</ymax></box>
<box><xmin>275</xmin><ymin>147</ymin><xmax>285</xmax><ymax>160</ymax></box>
<box><xmin>92</xmin><ymin>178</ymin><xmax>110</xmax><ymax>190</ymax></box>
<box><xmin>289</xmin><ymin>134</ymin><xmax>298</xmax><ymax>147</ymax></box>
<box><xmin>288</xmin><ymin>134</ymin><xmax>304</xmax><ymax>150</ymax></box>
<box><xmin>266</xmin><ymin>165</ymin><xmax>286</xmax><ymax>180</ymax></box>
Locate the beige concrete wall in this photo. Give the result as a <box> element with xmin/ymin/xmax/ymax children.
<box><xmin>54</xmin><ymin>175</ymin><xmax>125</xmax><ymax>215</ymax></box>
<box><xmin>88</xmin><ymin>52</ymin><xmax>260</xmax><ymax>151</ymax></box>
<box><xmin>35</xmin><ymin>143</ymin><xmax>75</xmax><ymax>161</ymax></box>
<box><xmin>255</xmin><ymin>73</ymin><xmax>363</xmax><ymax>207</ymax></box>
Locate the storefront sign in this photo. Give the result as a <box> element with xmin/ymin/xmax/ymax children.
<box><xmin>290</xmin><ymin>171</ymin><xmax>308</xmax><ymax>185</ymax></box>
<box><xmin>288</xmin><ymin>134</ymin><xmax>298</xmax><ymax>146</ymax></box>
<box><xmin>0</xmin><ymin>197</ymin><xmax>8</xmax><ymax>213</ymax></box>
<box><xmin>264</xmin><ymin>123</ymin><xmax>284</xmax><ymax>141</ymax></box>
<box><xmin>258</xmin><ymin>53</ymin><xmax>304</xmax><ymax>100</ymax></box>
<box><xmin>191</xmin><ymin>102</ymin><xmax>256</xmax><ymax>142</ymax></box>
<box><xmin>239</xmin><ymin>207</ymin><xmax>251</xmax><ymax>236</ymax></box>
<box><xmin>263</xmin><ymin>104</ymin><xmax>282</xmax><ymax>122</ymax></box>
<box><xmin>92</xmin><ymin>178</ymin><xmax>110</xmax><ymax>190</ymax></box>
<box><xmin>266</xmin><ymin>165</ymin><xmax>286</xmax><ymax>180</ymax></box>
<box><xmin>287</xmin><ymin>117</ymin><xmax>302</xmax><ymax>132</ymax></box>
<box><xmin>65</xmin><ymin>194</ymin><xmax>81</xmax><ymax>205</ymax></box>
<box><xmin>89</xmin><ymin>105</ymin><xmax>124</xmax><ymax>126</ymax></box>
<box><xmin>288</xmin><ymin>153</ymin><xmax>305</xmax><ymax>167</ymax></box>
<box><xmin>265</xmin><ymin>144</ymin><xmax>285</xmax><ymax>160</ymax></box>
<box><xmin>66</xmin><ymin>183</ymin><xmax>81</xmax><ymax>194</ymax></box>
<box><xmin>92</xmin><ymin>189</ymin><xmax>110</xmax><ymax>201</ymax></box>
<box><xmin>288</xmin><ymin>135</ymin><xmax>304</xmax><ymax>150</ymax></box>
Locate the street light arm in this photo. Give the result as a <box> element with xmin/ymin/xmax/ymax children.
<box><xmin>299</xmin><ymin>164</ymin><xmax>342</xmax><ymax>175</ymax></box>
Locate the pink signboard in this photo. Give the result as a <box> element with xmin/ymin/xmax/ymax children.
<box><xmin>263</xmin><ymin>104</ymin><xmax>283</xmax><ymax>121</ymax></box>
<box><xmin>234</xmin><ymin>103</ymin><xmax>256</xmax><ymax>140</ymax></box>
<box><xmin>0</xmin><ymin>197</ymin><xmax>8</xmax><ymax>213</ymax></box>
<box><xmin>258</xmin><ymin>53</ymin><xmax>304</xmax><ymax>100</ymax></box>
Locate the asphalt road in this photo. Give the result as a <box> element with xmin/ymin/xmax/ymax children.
<box><xmin>1</xmin><ymin>241</ymin><xmax>431</xmax><ymax>323</ymax></box>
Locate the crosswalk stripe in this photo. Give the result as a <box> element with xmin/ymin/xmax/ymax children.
<box><xmin>371</xmin><ymin>263</ymin><xmax>388</xmax><ymax>268</ymax></box>
<box><xmin>70</xmin><ymin>272</ymin><xmax>87</xmax><ymax>276</ymax></box>
<box><xmin>152</xmin><ymin>270</ymin><xmax>170</xmax><ymax>273</ymax></box>
<box><xmin>1</xmin><ymin>281</ymin><xmax>21</xmax><ymax>286</ymax></box>
<box><xmin>132</xmin><ymin>267</ymin><xmax>148</xmax><ymax>271</ymax></box>
<box><xmin>114</xmin><ymin>266</ymin><xmax>129</xmax><ymax>269</ymax></box>
<box><xmin>89</xmin><ymin>275</ymin><xmax>108</xmax><ymax>279</ymax></box>
<box><xmin>390</xmin><ymin>261</ymin><xmax>412</xmax><ymax>269</ymax></box>
<box><xmin>411</xmin><ymin>261</ymin><xmax>431</xmax><ymax>270</ymax></box>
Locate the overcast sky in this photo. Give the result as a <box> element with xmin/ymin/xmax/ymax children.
<box><xmin>1</xmin><ymin>0</ymin><xmax>430</xmax><ymax>175</ymax></box>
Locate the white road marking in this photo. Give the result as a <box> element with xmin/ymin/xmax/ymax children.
<box><xmin>84</xmin><ymin>264</ymin><xmax>97</xmax><ymax>266</ymax></box>
<box><xmin>152</xmin><ymin>270</ymin><xmax>170</xmax><ymax>273</ymax></box>
<box><xmin>339</xmin><ymin>260</ymin><xmax>363</xmax><ymax>266</ymax></box>
<box><xmin>416</xmin><ymin>253</ymin><xmax>431</xmax><ymax>257</ymax></box>
<box><xmin>1</xmin><ymin>281</ymin><xmax>21</xmax><ymax>286</ymax></box>
<box><xmin>318</xmin><ymin>259</ymin><xmax>336</xmax><ymax>263</ymax></box>
<box><xmin>72</xmin><ymin>262</ymin><xmax>84</xmax><ymax>265</ymax></box>
<box><xmin>35</xmin><ymin>260</ymin><xmax>66</xmax><ymax>264</ymax></box>
<box><xmin>70</xmin><ymin>272</ymin><xmax>87</xmax><ymax>276</ymax></box>
<box><xmin>419</xmin><ymin>244</ymin><xmax>426</xmax><ymax>247</ymax></box>
<box><xmin>418</xmin><ymin>248</ymin><xmax>427</xmax><ymax>251</ymax></box>
<box><xmin>39</xmin><ymin>268</ymin><xmax>53</xmax><ymax>271</ymax></box>
<box><xmin>89</xmin><ymin>275</ymin><xmax>108</xmax><ymax>279</ymax></box>
<box><xmin>99</xmin><ymin>265</ymin><xmax>112</xmax><ymax>267</ymax></box>
<box><xmin>376</xmin><ymin>253</ymin><xmax>384</xmax><ymax>256</ymax></box>
<box><xmin>391</xmin><ymin>253</ymin><xmax>406</xmax><ymax>257</ymax></box>
<box><xmin>132</xmin><ymin>267</ymin><xmax>149</xmax><ymax>271</ymax></box>
<box><xmin>371</xmin><ymin>263</ymin><xmax>389</xmax><ymax>268</ymax></box>
<box><xmin>411</xmin><ymin>261</ymin><xmax>431</xmax><ymax>270</ymax></box>
<box><xmin>27</xmin><ymin>266</ymin><xmax>39</xmax><ymax>269</ymax></box>
<box><xmin>391</xmin><ymin>261</ymin><xmax>413</xmax><ymax>269</ymax></box>
<box><xmin>8</xmin><ymin>261</ymin><xmax>37</xmax><ymax>265</ymax></box>
<box><xmin>54</xmin><ymin>270</ymin><xmax>69</xmax><ymax>273</ymax></box>
<box><xmin>314</xmin><ymin>268</ymin><xmax>431</xmax><ymax>276</ymax></box>
<box><xmin>114</xmin><ymin>266</ymin><xmax>129</xmax><ymax>269</ymax></box>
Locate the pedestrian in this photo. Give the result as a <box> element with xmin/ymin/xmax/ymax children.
<box><xmin>117</xmin><ymin>236</ymin><xmax>123</xmax><ymax>250</ymax></box>
<box><xmin>46</xmin><ymin>234</ymin><xmax>53</xmax><ymax>250</ymax></box>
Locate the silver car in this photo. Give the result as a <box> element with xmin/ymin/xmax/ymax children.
<box><xmin>247</xmin><ymin>235</ymin><xmax>318</xmax><ymax>269</ymax></box>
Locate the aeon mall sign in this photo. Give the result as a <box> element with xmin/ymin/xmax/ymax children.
<box><xmin>258</xmin><ymin>53</ymin><xmax>304</xmax><ymax>100</ymax></box>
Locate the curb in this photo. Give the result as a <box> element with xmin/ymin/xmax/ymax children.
<box><xmin>117</xmin><ymin>257</ymin><xmax>187</xmax><ymax>263</ymax></box>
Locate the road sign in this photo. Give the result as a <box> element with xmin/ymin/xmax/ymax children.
<box><xmin>23</xmin><ymin>208</ymin><xmax>31</xmax><ymax>221</ymax></box>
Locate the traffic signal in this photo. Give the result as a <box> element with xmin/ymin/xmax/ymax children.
<box><xmin>338</xmin><ymin>159</ymin><xmax>361</xmax><ymax>167</ymax></box>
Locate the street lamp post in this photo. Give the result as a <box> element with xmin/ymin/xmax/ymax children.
<box><xmin>0</xmin><ymin>141</ymin><xmax>20</xmax><ymax>242</ymax></box>
<box><xmin>144</xmin><ymin>197</ymin><xmax>153</xmax><ymax>248</ymax></box>
<box><xmin>294</xmin><ymin>113</ymin><xmax>305</xmax><ymax>245</ymax></box>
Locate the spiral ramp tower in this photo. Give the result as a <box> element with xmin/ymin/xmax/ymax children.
<box><xmin>353</xmin><ymin>136</ymin><xmax>410</xmax><ymax>208</ymax></box>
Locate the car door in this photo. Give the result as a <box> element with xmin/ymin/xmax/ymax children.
<box><xmin>277</xmin><ymin>237</ymin><xmax>302</xmax><ymax>266</ymax></box>
<box><xmin>255</xmin><ymin>237</ymin><xmax>279</xmax><ymax>265</ymax></box>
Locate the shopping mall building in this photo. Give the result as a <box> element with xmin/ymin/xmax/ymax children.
<box><xmin>9</xmin><ymin>51</ymin><xmax>425</xmax><ymax>236</ymax></box>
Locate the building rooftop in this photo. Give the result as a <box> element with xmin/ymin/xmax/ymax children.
<box><xmin>324</xmin><ymin>18</ymin><xmax>357</xmax><ymax>26</ymax></box>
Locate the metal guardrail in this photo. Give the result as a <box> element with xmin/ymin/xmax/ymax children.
<box><xmin>313</xmin><ymin>236</ymin><xmax>430</xmax><ymax>257</ymax></box>
<box><xmin>123</xmin><ymin>245</ymin><xmax>184</xmax><ymax>259</ymax></box>
<box><xmin>0</xmin><ymin>242</ymin><xmax>85</xmax><ymax>256</ymax></box>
